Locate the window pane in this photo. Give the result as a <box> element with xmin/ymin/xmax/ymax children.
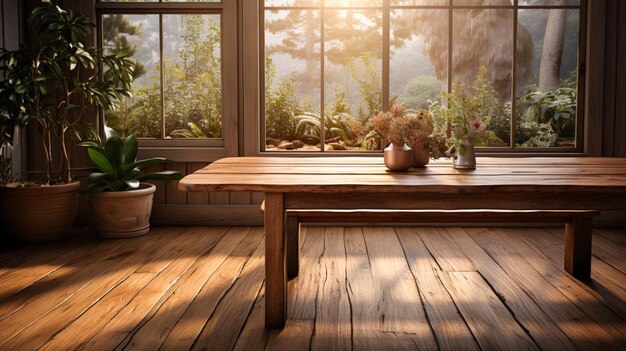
<box><xmin>391</xmin><ymin>9</ymin><xmax>448</xmax><ymax>127</ymax></box>
<box><xmin>454</xmin><ymin>0</ymin><xmax>513</xmax><ymax>6</ymax></box>
<box><xmin>325</xmin><ymin>9</ymin><xmax>382</xmax><ymax>151</ymax></box>
<box><xmin>162</xmin><ymin>14</ymin><xmax>222</xmax><ymax>139</ymax></box>
<box><xmin>452</xmin><ymin>8</ymin><xmax>513</xmax><ymax>147</ymax></box>
<box><xmin>265</xmin><ymin>0</ymin><xmax>320</xmax><ymax>6</ymax></box>
<box><xmin>519</xmin><ymin>0</ymin><xmax>579</xmax><ymax>6</ymax></box>
<box><xmin>516</xmin><ymin>8</ymin><xmax>579</xmax><ymax>148</ymax></box>
<box><xmin>102</xmin><ymin>14</ymin><xmax>161</xmax><ymax>138</ymax></box>
<box><xmin>391</xmin><ymin>0</ymin><xmax>449</xmax><ymax>5</ymax></box>
<box><xmin>264</xmin><ymin>9</ymin><xmax>321</xmax><ymax>151</ymax></box>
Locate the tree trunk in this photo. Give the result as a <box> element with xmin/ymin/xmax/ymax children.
<box><xmin>538</xmin><ymin>0</ymin><xmax>567</xmax><ymax>90</ymax></box>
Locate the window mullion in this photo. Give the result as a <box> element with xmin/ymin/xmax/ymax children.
<box><xmin>159</xmin><ymin>14</ymin><xmax>165</xmax><ymax>140</ymax></box>
<box><xmin>383</xmin><ymin>0</ymin><xmax>390</xmax><ymax>112</ymax></box>
<box><xmin>511</xmin><ymin>0</ymin><xmax>518</xmax><ymax>149</ymax></box>
<box><xmin>320</xmin><ymin>1</ymin><xmax>325</xmax><ymax>152</ymax></box>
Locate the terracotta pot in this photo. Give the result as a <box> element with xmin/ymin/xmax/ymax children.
<box><xmin>384</xmin><ymin>144</ymin><xmax>413</xmax><ymax>171</ymax></box>
<box><xmin>90</xmin><ymin>183</ymin><xmax>156</xmax><ymax>238</ymax></box>
<box><xmin>412</xmin><ymin>147</ymin><xmax>430</xmax><ymax>168</ymax></box>
<box><xmin>0</xmin><ymin>181</ymin><xmax>80</xmax><ymax>242</ymax></box>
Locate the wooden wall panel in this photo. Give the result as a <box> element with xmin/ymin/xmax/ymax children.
<box><xmin>166</xmin><ymin>162</ymin><xmax>187</xmax><ymax>205</ymax></box>
<box><xmin>186</xmin><ymin>163</ymin><xmax>210</xmax><ymax>205</ymax></box>
<box><xmin>602</xmin><ymin>0</ymin><xmax>618</xmax><ymax>156</ymax></box>
<box><xmin>615</xmin><ymin>0</ymin><xmax>626</xmax><ymax>156</ymax></box>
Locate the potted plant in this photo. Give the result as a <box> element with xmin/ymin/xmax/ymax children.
<box><xmin>81</xmin><ymin>129</ymin><xmax>182</xmax><ymax>238</ymax></box>
<box><xmin>0</xmin><ymin>2</ymin><xmax>135</xmax><ymax>242</ymax></box>
<box><xmin>367</xmin><ymin>104</ymin><xmax>448</xmax><ymax>171</ymax></box>
<box><xmin>439</xmin><ymin>67</ymin><xmax>492</xmax><ymax>169</ymax></box>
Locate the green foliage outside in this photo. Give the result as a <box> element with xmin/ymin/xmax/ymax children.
<box><xmin>105</xmin><ymin>15</ymin><xmax>222</xmax><ymax>140</ymax></box>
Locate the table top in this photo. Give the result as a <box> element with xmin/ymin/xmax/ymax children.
<box><xmin>178</xmin><ymin>156</ymin><xmax>626</xmax><ymax>194</ymax></box>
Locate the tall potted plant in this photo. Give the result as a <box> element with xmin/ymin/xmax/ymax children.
<box><xmin>0</xmin><ymin>2</ymin><xmax>135</xmax><ymax>242</ymax></box>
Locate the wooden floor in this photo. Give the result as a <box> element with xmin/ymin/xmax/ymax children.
<box><xmin>0</xmin><ymin>226</ymin><xmax>625</xmax><ymax>351</ymax></box>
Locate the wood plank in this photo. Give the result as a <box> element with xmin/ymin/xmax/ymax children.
<box><xmin>122</xmin><ymin>227</ymin><xmax>252</xmax><ymax>350</ymax></box>
<box><xmin>190</xmin><ymin>233</ymin><xmax>266</xmax><ymax>351</ymax></box>
<box><xmin>469</xmin><ymin>228</ymin><xmax>623</xmax><ymax>350</ymax></box>
<box><xmin>498</xmin><ymin>228</ymin><xmax>626</xmax><ymax>342</ymax></box>
<box><xmin>395</xmin><ymin>227</ymin><xmax>479</xmax><ymax>351</ymax></box>
<box><xmin>232</xmin><ymin>285</ymin><xmax>271</xmax><ymax>351</ymax></box>
<box><xmin>36</xmin><ymin>273</ymin><xmax>155</xmax><ymax>351</ymax></box>
<box><xmin>264</xmin><ymin>192</ymin><xmax>287</xmax><ymax>328</ymax></box>
<box><xmin>159</xmin><ymin>228</ymin><xmax>263</xmax><ymax>350</ymax></box>
<box><xmin>311</xmin><ymin>227</ymin><xmax>351</xmax><ymax>351</ymax></box>
<box><xmin>230</xmin><ymin>192</ymin><xmax>252</xmax><ymax>205</ymax></box>
<box><xmin>209</xmin><ymin>192</ymin><xmax>231</xmax><ymax>205</ymax></box>
<box><xmin>0</xmin><ymin>231</ymin><xmax>174</xmax><ymax>349</ymax></box>
<box><xmin>418</xmin><ymin>227</ymin><xmax>475</xmax><ymax>272</ymax></box>
<box><xmin>344</xmin><ymin>227</ymin><xmax>388</xmax><ymax>350</ymax></box>
<box><xmin>0</xmin><ymin>238</ymin><xmax>120</xmax><ymax>304</ymax></box>
<box><xmin>288</xmin><ymin>226</ymin><xmax>323</xmax><ymax>320</ymax></box>
<box><xmin>361</xmin><ymin>227</ymin><xmax>438</xmax><ymax>350</ymax></box>
<box><xmin>186</xmin><ymin>163</ymin><xmax>209</xmax><ymax>205</ymax></box>
<box><xmin>596</xmin><ymin>228</ymin><xmax>626</xmax><ymax>247</ymax></box>
<box><xmin>440</xmin><ymin>271</ymin><xmax>539</xmax><ymax>351</ymax></box>
<box><xmin>0</xmin><ymin>231</ymin><xmax>164</xmax><ymax>344</ymax></box>
<box><xmin>447</xmin><ymin>228</ymin><xmax>579</xmax><ymax>350</ymax></box>
<box><xmin>78</xmin><ymin>227</ymin><xmax>228</xmax><ymax>351</ymax></box>
<box><xmin>592</xmin><ymin>233</ymin><xmax>626</xmax><ymax>274</ymax></box>
<box><xmin>165</xmin><ymin>162</ymin><xmax>187</xmax><ymax>204</ymax></box>
<box><xmin>516</xmin><ymin>228</ymin><xmax>626</xmax><ymax>319</ymax></box>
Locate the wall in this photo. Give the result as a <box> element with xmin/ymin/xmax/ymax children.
<box><xmin>602</xmin><ymin>0</ymin><xmax>626</xmax><ymax>157</ymax></box>
<box><xmin>2</xmin><ymin>0</ymin><xmax>24</xmax><ymax>176</ymax></box>
<box><xmin>11</xmin><ymin>0</ymin><xmax>626</xmax><ymax>226</ymax></box>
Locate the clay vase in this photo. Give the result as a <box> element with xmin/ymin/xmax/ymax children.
<box><xmin>412</xmin><ymin>147</ymin><xmax>430</xmax><ymax>168</ymax></box>
<box><xmin>89</xmin><ymin>183</ymin><xmax>156</xmax><ymax>238</ymax></box>
<box><xmin>453</xmin><ymin>136</ymin><xmax>477</xmax><ymax>169</ymax></box>
<box><xmin>384</xmin><ymin>144</ymin><xmax>414</xmax><ymax>171</ymax></box>
<box><xmin>0</xmin><ymin>181</ymin><xmax>80</xmax><ymax>242</ymax></box>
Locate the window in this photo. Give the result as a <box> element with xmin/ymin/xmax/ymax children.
<box><xmin>96</xmin><ymin>0</ymin><xmax>237</xmax><ymax>160</ymax></box>
<box><xmin>261</xmin><ymin>0</ymin><xmax>585</xmax><ymax>153</ymax></box>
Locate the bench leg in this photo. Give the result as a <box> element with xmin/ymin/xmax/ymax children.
<box><xmin>564</xmin><ymin>217</ymin><xmax>593</xmax><ymax>279</ymax></box>
<box><xmin>286</xmin><ymin>217</ymin><xmax>301</xmax><ymax>280</ymax></box>
<box><xmin>264</xmin><ymin>193</ymin><xmax>287</xmax><ymax>328</ymax></box>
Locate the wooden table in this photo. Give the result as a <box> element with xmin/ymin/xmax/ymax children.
<box><xmin>179</xmin><ymin>156</ymin><xmax>626</xmax><ymax>328</ymax></box>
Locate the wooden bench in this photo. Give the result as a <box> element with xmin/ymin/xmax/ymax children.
<box><xmin>260</xmin><ymin>203</ymin><xmax>600</xmax><ymax>279</ymax></box>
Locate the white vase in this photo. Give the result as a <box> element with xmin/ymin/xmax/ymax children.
<box><xmin>453</xmin><ymin>136</ymin><xmax>476</xmax><ymax>169</ymax></box>
<box><xmin>384</xmin><ymin>144</ymin><xmax>414</xmax><ymax>171</ymax></box>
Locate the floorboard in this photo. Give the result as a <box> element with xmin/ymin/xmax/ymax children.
<box><xmin>0</xmin><ymin>226</ymin><xmax>623</xmax><ymax>351</ymax></box>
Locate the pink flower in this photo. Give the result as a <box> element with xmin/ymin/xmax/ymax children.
<box><xmin>469</xmin><ymin>118</ymin><xmax>486</xmax><ymax>134</ymax></box>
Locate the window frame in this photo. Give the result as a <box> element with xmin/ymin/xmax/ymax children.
<box><xmin>251</xmin><ymin>0</ymin><xmax>590</xmax><ymax>156</ymax></box>
<box><xmin>95</xmin><ymin>1</ymin><xmax>238</xmax><ymax>162</ymax></box>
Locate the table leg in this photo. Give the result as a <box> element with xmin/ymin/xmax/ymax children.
<box><xmin>264</xmin><ymin>193</ymin><xmax>287</xmax><ymax>328</ymax></box>
<box><xmin>286</xmin><ymin>217</ymin><xmax>301</xmax><ymax>280</ymax></box>
<box><xmin>564</xmin><ymin>217</ymin><xmax>593</xmax><ymax>279</ymax></box>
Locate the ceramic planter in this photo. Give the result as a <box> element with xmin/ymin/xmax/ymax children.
<box><xmin>0</xmin><ymin>181</ymin><xmax>80</xmax><ymax>242</ymax></box>
<box><xmin>384</xmin><ymin>144</ymin><xmax>414</xmax><ymax>171</ymax></box>
<box><xmin>412</xmin><ymin>147</ymin><xmax>430</xmax><ymax>168</ymax></box>
<box><xmin>90</xmin><ymin>183</ymin><xmax>156</xmax><ymax>239</ymax></box>
<box><xmin>453</xmin><ymin>136</ymin><xmax>477</xmax><ymax>169</ymax></box>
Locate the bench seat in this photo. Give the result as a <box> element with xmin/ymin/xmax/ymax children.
<box><xmin>259</xmin><ymin>201</ymin><xmax>599</xmax><ymax>279</ymax></box>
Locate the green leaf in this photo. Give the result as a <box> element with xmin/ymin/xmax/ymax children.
<box><xmin>87</xmin><ymin>148</ymin><xmax>115</xmax><ymax>174</ymax></box>
<box><xmin>125</xmin><ymin>157</ymin><xmax>170</xmax><ymax>172</ymax></box>
<box><xmin>123</xmin><ymin>134</ymin><xmax>138</xmax><ymax>165</ymax></box>
<box><xmin>137</xmin><ymin>171</ymin><xmax>183</xmax><ymax>181</ymax></box>
<box><xmin>104</xmin><ymin>135</ymin><xmax>125</xmax><ymax>168</ymax></box>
